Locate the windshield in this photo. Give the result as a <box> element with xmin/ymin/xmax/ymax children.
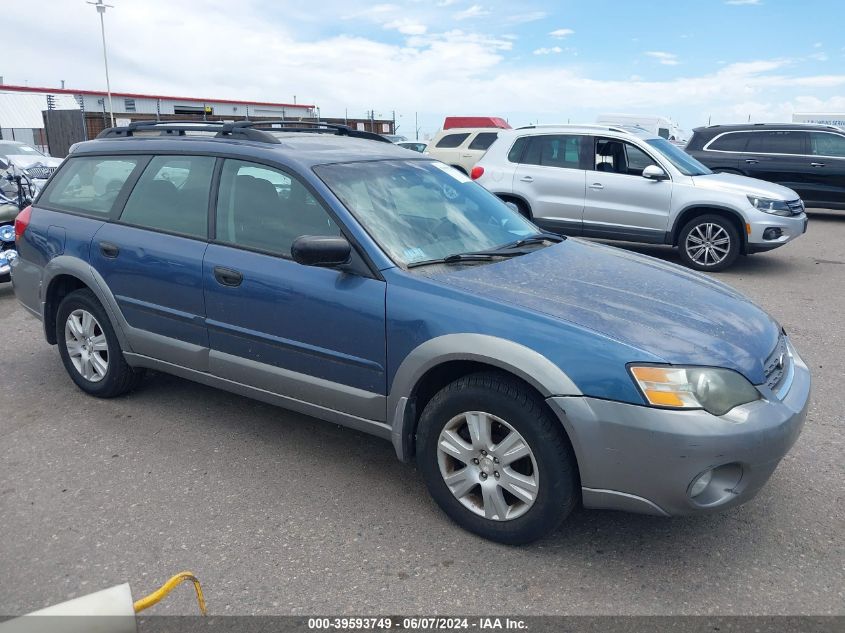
<box><xmin>315</xmin><ymin>160</ymin><xmax>541</xmax><ymax>266</ymax></box>
<box><xmin>0</xmin><ymin>142</ymin><xmax>44</xmax><ymax>157</ymax></box>
<box><xmin>646</xmin><ymin>138</ymin><xmax>711</xmax><ymax>176</ymax></box>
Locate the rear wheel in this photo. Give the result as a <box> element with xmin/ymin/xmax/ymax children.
<box><xmin>56</xmin><ymin>289</ymin><xmax>142</xmax><ymax>397</ymax></box>
<box><xmin>416</xmin><ymin>372</ymin><xmax>578</xmax><ymax>544</ymax></box>
<box><xmin>678</xmin><ymin>214</ymin><xmax>740</xmax><ymax>271</ymax></box>
<box><xmin>499</xmin><ymin>197</ymin><xmax>531</xmax><ymax>220</ymax></box>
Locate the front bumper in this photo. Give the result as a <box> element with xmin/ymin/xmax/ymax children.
<box><xmin>548</xmin><ymin>346</ymin><xmax>810</xmax><ymax>517</ymax></box>
<box><xmin>746</xmin><ymin>212</ymin><xmax>807</xmax><ymax>251</ymax></box>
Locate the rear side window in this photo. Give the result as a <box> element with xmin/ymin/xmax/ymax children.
<box><xmin>119</xmin><ymin>156</ymin><xmax>215</xmax><ymax>239</ymax></box>
<box><xmin>42</xmin><ymin>156</ymin><xmax>142</xmax><ymax>216</ymax></box>
<box><xmin>435</xmin><ymin>133</ymin><xmax>470</xmax><ymax>148</ymax></box>
<box><xmin>523</xmin><ymin>135</ymin><xmax>582</xmax><ymax>169</ymax></box>
<box><xmin>708</xmin><ymin>132</ymin><xmax>750</xmax><ymax>152</ymax></box>
<box><xmin>810</xmin><ymin>132</ymin><xmax>845</xmax><ymax>157</ymax></box>
<box><xmin>746</xmin><ymin>131</ymin><xmax>808</xmax><ymax>155</ymax></box>
<box><xmin>468</xmin><ymin>132</ymin><xmax>499</xmax><ymax>151</ymax></box>
<box><xmin>215</xmin><ymin>159</ymin><xmax>340</xmax><ymax>257</ymax></box>
<box><xmin>658</xmin><ymin>127</ymin><xmax>670</xmax><ymax>139</ymax></box>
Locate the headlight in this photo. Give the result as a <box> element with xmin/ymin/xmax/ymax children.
<box><xmin>747</xmin><ymin>195</ymin><xmax>792</xmax><ymax>216</ymax></box>
<box><xmin>629</xmin><ymin>365</ymin><xmax>760</xmax><ymax>416</ymax></box>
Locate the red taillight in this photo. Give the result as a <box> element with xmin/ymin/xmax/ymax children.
<box><xmin>14</xmin><ymin>205</ymin><xmax>32</xmax><ymax>241</ymax></box>
<box><xmin>470</xmin><ymin>166</ymin><xmax>485</xmax><ymax>180</ymax></box>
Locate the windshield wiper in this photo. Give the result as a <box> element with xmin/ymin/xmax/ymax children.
<box><xmin>407</xmin><ymin>249</ymin><xmax>531</xmax><ymax>268</ymax></box>
<box><xmin>499</xmin><ymin>232</ymin><xmax>565</xmax><ymax>250</ymax></box>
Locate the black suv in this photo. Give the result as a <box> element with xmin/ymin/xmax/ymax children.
<box><xmin>686</xmin><ymin>123</ymin><xmax>845</xmax><ymax>210</ymax></box>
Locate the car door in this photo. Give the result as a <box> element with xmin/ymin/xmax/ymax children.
<box><xmin>203</xmin><ymin>158</ymin><xmax>387</xmax><ymax>421</ymax></box>
<box><xmin>511</xmin><ymin>134</ymin><xmax>587</xmax><ymax>234</ymax></box>
<box><xmin>582</xmin><ymin>137</ymin><xmax>673</xmax><ymax>241</ymax></box>
<box><xmin>700</xmin><ymin>131</ymin><xmax>748</xmax><ymax>172</ymax></box>
<box><xmin>806</xmin><ymin>131</ymin><xmax>845</xmax><ymax>207</ymax></box>
<box><xmin>89</xmin><ymin>154</ymin><xmax>216</xmax><ymax>371</ymax></box>
<box><xmin>742</xmin><ymin>130</ymin><xmax>810</xmax><ymax>197</ymax></box>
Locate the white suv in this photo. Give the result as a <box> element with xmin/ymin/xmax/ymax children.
<box><xmin>472</xmin><ymin>125</ymin><xmax>808</xmax><ymax>271</ymax></box>
<box><xmin>424</xmin><ymin>128</ymin><xmax>501</xmax><ymax>175</ymax></box>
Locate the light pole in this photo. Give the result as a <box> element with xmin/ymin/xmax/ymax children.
<box><xmin>87</xmin><ymin>0</ymin><xmax>115</xmax><ymax>128</ymax></box>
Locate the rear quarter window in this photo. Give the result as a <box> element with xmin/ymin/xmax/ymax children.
<box><xmin>435</xmin><ymin>133</ymin><xmax>470</xmax><ymax>148</ymax></box>
<box><xmin>468</xmin><ymin>132</ymin><xmax>499</xmax><ymax>151</ymax></box>
<box><xmin>41</xmin><ymin>156</ymin><xmax>143</xmax><ymax>216</ymax></box>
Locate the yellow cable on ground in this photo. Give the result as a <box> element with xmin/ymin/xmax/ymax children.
<box><xmin>133</xmin><ymin>571</ymin><xmax>207</xmax><ymax>615</ymax></box>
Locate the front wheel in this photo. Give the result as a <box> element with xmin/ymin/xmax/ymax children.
<box><xmin>677</xmin><ymin>214</ymin><xmax>740</xmax><ymax>271</ymax></box>
<box><xmin>416</xmin><ymin>372</ymin><xmax>579</xmax><ymax>544</ymax></box>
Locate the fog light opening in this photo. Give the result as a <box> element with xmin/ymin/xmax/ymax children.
<box><xmin>762</xmin><ymin>227</ymin><xmax>783</xmax><ymax>240</ymax></box>
<box><xmin>689</xmin><ymin>469</ymin><xmax>713</xmax><ymax>498</ymax></box>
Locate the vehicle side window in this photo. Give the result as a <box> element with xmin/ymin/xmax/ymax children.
<box><xmin>42</xmin><ymin>156</ymin><xmax>142</xmax><ymax>216</ymax></box>
<box><xmin>507</xmin><ymin>137</ymin><xmax>530</xmax><ymax>163</ymax></box>
<box><xmin>215</xmin><ymin>159</ymin><xmax>340</xmax><ymax>257</ymax></box>
<box><xmin>594</xmin><ymin>139</ymin><xmax>655</xmax><ymax>176</ymax></box>
<box><xmin>119</xmin><ymin>155</ymin><xmax>215</xmax><ymax>238</ymax></box>
<box><xmin>746</xmin><ymin>131</ymin><xmax>808</xmax><ymax>155</ymax></box>
<box><xmin>708</xmin><ymin>132</ymin><xmax>750</xmax><ymax>152</ymax></box>
<box><xmin>810</xmin><ymin>132</ymin><xmax>845</xmax><ymax>157</ymax></box>
<box><xmin>523</xmin><ymin>135</ymin><xmax>581</xmax><ymax>169</ymax></box>
<box><xmin>435</xmin><ymin>133</ymin><xmax>470</xmax><ymax>149</ymax></box>
<box><xmin>658</xmin><ymin>127</ymin><xmax>670</xmax><ymax>139</ymax></box>
<box><xmin>468</xmin><ymin>132</ymin><xmax>499</xmax><ymax>151</ymax></box>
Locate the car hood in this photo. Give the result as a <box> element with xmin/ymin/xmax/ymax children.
<box><xmin>425</xmin><ymin>239</ymin><xmax>780</xmax><ymax>385</ymax></box>
<box><xmin>5</xmin><ymin>154</ymin><xmax>62</xmax><ymax>170</ymax></box>
<box><xmin>692</xmin><ymin>172</ymin><xmax>798</xmax><ymax>200</ymax></box>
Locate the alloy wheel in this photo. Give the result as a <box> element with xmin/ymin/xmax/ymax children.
<box><xmin>685</xmin><ymin>223</ymin><xmax>731</xmax><ymax>267</ymax></box>
<box><xmin>436</xmin><ymin>411</ymin><xmax>539</xmax><ymax>521</ymax></box>
<box><xmin>64</xmin><ymin>309</ymin><xmax>109</xmax><ymax>383</ymax></box>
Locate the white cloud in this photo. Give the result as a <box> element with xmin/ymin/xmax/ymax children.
<box><xmin>533</xmin><ymin>47</ymin><xmax>563</xmax><ymax>56</ymax></box>
<box><xmin>809</xmin><ymin>52</ymin><xmax>829</xmax><ymax>62</ymax></box>
<box><xmin>436</xmin><ymin>0</ymin><xmax>458</xmax><ymax>5</ymax></box>
<box><xmin>549</xmin><ymin>28</ymin><xmax>575</xmax><ymax>39</ymax></box>
<box><xmin>506</xmin><ymin>11</ymin><xmax>547</xmax><ymax>24</ymax></box>
<box><xmin>725</xmin><ymin>0</ymin><xmax>762</xmax><ymax>5</ymax></box>
<box><xmin>383</xmin><ymin>18</ymin><xmax>427</xmax><ymax>35</ymax></box>
<box><xmin>645</xmin><ymin>51</ymin><xmax>680</xmax><ymax>65</ymax></box>
<box><xmin>453</xmin><ymin>4</ymin><xmax>489</xmax><ymax>20</ymax></box>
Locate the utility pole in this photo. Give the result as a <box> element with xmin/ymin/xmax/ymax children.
<box><xmin>87</xmin><ymin>0</ymin><xmax>115</xmax><ymax>128</ymax></box>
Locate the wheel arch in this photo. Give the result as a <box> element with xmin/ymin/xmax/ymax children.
<box><xmin>388</xmin><ymin>334</ymin><xmax>582</xmax><ymax>465</ymax></box>
<box><xmin>42</xmin><ymin>256</ymin><xmax>132</xmax><ymax>351</ymax></box>
<box><xmin>671</xmin><ymin>205</ymin><xmax>748</xmax><ymax>253</ymax></box>
<box><xmin>494</xmin><ymin>193</ymin><xmax>533</xmax><ymax>219</ymax></box>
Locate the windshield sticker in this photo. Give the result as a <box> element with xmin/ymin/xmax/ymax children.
<box><xmin>403</xmin><ymin>247</ymin><xmax>426</xmax><ymax>262</ymax></box>
<box><xmin>431</xmin><ymin>161</ymin><xmax>471</xmax><ymax>183</ymax></box>
<box><xmin>442</xmin><ymin>184</ymin><xmax>459</xmax><ymax>200</ymax></box>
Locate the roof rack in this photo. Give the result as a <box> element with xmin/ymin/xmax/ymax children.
<box><xmin>96</xmin><ymin>119</ymin><xmax>392</xmax><ymax>144</ymax></box>
<box><xmin>516</xmin><ymin>123</ymin><xmax>632</xmax><ymax>134</ymax></box>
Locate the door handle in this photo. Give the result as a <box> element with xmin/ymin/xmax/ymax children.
<box><xmin>745</xmin><ymin>159</ymin><xmax>759</xmax><ymax>165</ymax></box>
<box><xmin>99</xmin><ymin>241</ymin><xmax>120</xmax><ymax>258</ymax></box>
<box><xmin>213</xmin><ymin>266</ymin><xmax>243</xmax><ymax>287</ymax></box>
<box><xmin>519</xmin><ymin>176</ymin><xmax>534</xmax><ymax>183</ymax></box>
<box><xmin>589</xmin><ymin>183</ymin><xmax>605</xmax><ymax>190</ymax></box>
<box><xmin>462</xmin><ymin>154</ymin><xmax>473</xmax><ymax>158</ymax></box>
<box><xmin>810</xmin><ymin>162</ymin><xmax>825</xmax><ymax>168</ymax></box>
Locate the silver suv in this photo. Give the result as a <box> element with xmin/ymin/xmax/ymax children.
<box><xmin>472</xmin><ymin>125</ymin><xmax>809</xmax><ymax>271</ymax></box>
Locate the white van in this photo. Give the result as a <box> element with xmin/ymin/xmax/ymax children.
<box><xmin>595</xmin><ymin>114</ymin><xmax>685</xmax><ymax>142</ymax></box>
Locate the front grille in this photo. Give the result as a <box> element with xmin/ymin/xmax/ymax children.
<box><xmin>26</xmin><ymin>166</ymin><xmax>56</xmax><ymax>179</ymax></box>
<box><xmin>763</xmin><ymin>335</ymin><xmax>791</xmax><ymax>395</ymax></box>
<box><xmin>786</xmin><ymin>199</ymin><xmax>805</xmax><ymax>216</ymax></box>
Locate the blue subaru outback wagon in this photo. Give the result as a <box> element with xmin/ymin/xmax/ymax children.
<box><xmin>11</xmin><ymin>121</ymin><xmax>810</xmax><ymax>544</ymax></box>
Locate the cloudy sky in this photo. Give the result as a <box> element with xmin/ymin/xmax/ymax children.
<box><xmin>4</xmin><ymin>0</ymin><xmax>844</xmax><ymax>138</ymax></box>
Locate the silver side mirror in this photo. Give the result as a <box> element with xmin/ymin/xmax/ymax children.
<box><xmin>642</xmin><ymin>164</ymin><xmax>668</xmax><ymax>181</ymax></box>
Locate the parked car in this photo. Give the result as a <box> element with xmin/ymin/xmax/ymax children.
<box><xmin>472</xmin><ymin>124</ymin><xmax>808</xmax><ymax>271</ymax></box>
<box><xmin>0</xmin><ymin>141</ymin><xmax>62</xmax><ymax>188</ymax></box>
<box><xmin>424</xmin><ymin>128</ymin><xmax>501</xmax><ymax>174</ymax></box>
<box><xmin>595</xmin><ymin>113</ymin><xmax>686</xmax><ymax>142</ymax></box>
<box><xmin>12</xmin><ymin>120</ymin><xmax>809</xmax><ymax>544</ymax></box>
<box><xmin>686</xmin><ymin>123</ymin><xmax>845</xmax><ymax>210</ymax></box>
<box><xmin>396</xmin><ymin>141</ymin><xmax>427</xmax><ymax>153</ymax></box>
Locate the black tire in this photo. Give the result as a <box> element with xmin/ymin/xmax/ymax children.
<box><xmin>449</xmin><ymin>165</ymin><xmax>468</xmax><ymax>175</ymax></box>
<box><xmin>677</xmin><ymin>214</ymin><xmax>741</xmax><ymax>272</ymax></box>
<box><xmin>502</xmin><ymin>197</ymin><xmax>531</xmax><ymax>220</ymax></box>
<box><xmin>416</xmin><ymin>371</ymin><xmax>579</xmax><ymax>544</ymax></box>
<box><xmin>56</xmin><ymin>288</ymin><xmax>142</xmax><ymax>398</ymax></box>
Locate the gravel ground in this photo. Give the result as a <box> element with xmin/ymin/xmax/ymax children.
<box><xmin>0</xmin><ymin>210</ymin><xmax>842</xmax><ymax>616</ymax></box>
